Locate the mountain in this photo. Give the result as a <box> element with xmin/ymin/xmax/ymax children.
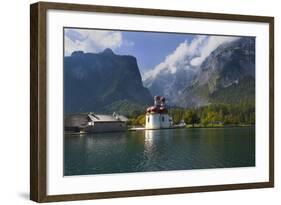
<box><xmin>64</xmin><ymin>49</ymin><xmax>153</xmax><ymax>115</ymax></box>
<box><xmin>143</xmin><ymin>43</ymin><xmax>197</xmax><ymax>105</ymax></box>
<box><xmin>144</xmin><ymin>37</ymin><xmax>255</xmax><ymax>107</ymax></box>
<box><xmin>144</xmin><ymin>68</ymin><xmax>196</xmax><ymax>105</ymax></box>
<box><xmin>179</xmin><ymin>37</ymin><xmax>255</xmax><ymax>107</ymax></box>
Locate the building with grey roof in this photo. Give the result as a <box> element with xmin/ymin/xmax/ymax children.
<box><xmin>64</xmin><ymin>112</ymin><xmax>128</xmax><ymax>133</ymax></box>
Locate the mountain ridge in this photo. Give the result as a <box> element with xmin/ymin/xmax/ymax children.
<box><xmin>64</xmin><ymin>49</ymin><xmax>153</xmax><ymax>116</ymax></box>
<box><xmin>144</xmin><ymin>37</ymin><xmax>255</xmax><ymax>108</ymax></box>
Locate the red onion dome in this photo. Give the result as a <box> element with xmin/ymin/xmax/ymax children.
<box><xmin>146</xmin><ymin>106</ymin><xmax>159</xmax><ymax>113</ymax></box>
<box><xmin>150</xmin><ymin>106</ymin><xmax>158</xmax><ymax>113</ymax></box>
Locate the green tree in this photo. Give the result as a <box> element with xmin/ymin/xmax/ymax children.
<box><xmin>131</xmin><ymin>114</ymin><xmax>146</xmax><ymax>126</ymax></box>
<box><xmin>184</xmin><ymin>110</ymin><xmax>199</xmax><ymax>128</ymax></box>
<box><xmin>202</xmin><ymin>111</ymin><xmax>220</xmax><ymax>127</ymax></box>
<box><xmin>170</xmin><ymin>108</ymin><xmax>184</xmax><ymax>124</ymax></box>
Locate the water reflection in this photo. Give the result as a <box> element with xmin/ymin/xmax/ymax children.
<box><xmin>64</xmin><ymin>127</ymin><xmax>255</xmax><ymax>176</ymax></box>
<box><xmin>144</xmin><ymin>130</ymin><xmax>154</xmax><ymax>153</ymax></box>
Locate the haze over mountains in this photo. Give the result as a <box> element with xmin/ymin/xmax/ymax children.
<box><xmin>143</xmin><ymin>37</ymin><xmax>255</xmax><ymax>107</ymax></box>
<box><xmin>64</xmin><ymin>36</ymin><xmax>255</xmax><ymax>115</ymax></box>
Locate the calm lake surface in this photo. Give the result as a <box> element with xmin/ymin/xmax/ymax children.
<box><xmin>64</xmin><ymin>127</ymin><xmax>255</xmax><ymax>176</ymax></box>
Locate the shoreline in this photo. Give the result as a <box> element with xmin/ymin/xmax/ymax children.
<box><xmin>127</xmin><ymin>124</ymin><xmax>254</xmax><ymax>131</ymax></box>
<box><xmin>65</xmin><ymin>125</ymin><xmax>255</xmax><ymax>135</ymax></box>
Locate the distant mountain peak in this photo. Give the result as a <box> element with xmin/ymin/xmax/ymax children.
<box><xmin>71</xmin><ymin>50</ymin><xmax>84</xmax><ymax>57</ymax></box>
<box><xmin>102</xmin><ymin>48</ymin><xmax>115</xmax><ymax>55</ymax></box>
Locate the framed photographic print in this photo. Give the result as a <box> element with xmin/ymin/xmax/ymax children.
<box><xmin>30</xmin><ymin>1</ymin><xmax>274</xmax><ymax>202</ymax></box>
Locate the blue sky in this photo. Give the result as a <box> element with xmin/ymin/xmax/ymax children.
<box><xmin>64</xmin><ymin>28</ymin><xmax>239</xmax><ymax>77</ymax></box>
<box><xmin>114</xmin><ymin>32</ymin><xmax>193</xmax><ymax>73</ymax></box>
<box><xmin>65</xmin><ymin>28</ymin><xmax>194</xmax><ymax>73</ymax></box>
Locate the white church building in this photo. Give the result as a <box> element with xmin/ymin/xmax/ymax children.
<box><xmin>145</xmin><ymin>96</ymin><xmax>173</xmax><ymax>129</ymax></box>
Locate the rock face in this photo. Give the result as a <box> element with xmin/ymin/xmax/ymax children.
<box><xmin>144</xmin><ymin>68</ymin><xmax>196</xmax><ymax>105</ymax></box>
<box><xmin>64</xmin><ymin>49</ymin><xmax>153</xmax><ymax>115</ymax></box>
<box><xmin>143</xmin><ymin>51</ymin><xmax>196</xmax><ymax>106</ymax></box>
<box><xmin>179</xmin><ymin>37</ymin><xmax>255</xmax><ymax>107</ymax></box>
<box><xmin>144</xmin><ymin>37</ymin><xmax>255</xmax><ymax>107</ymax></box>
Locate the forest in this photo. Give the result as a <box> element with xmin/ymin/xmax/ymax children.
<box><xmin>129</xmin><ymin>103</ymin><xmax>255</xmax><ymax>127</ymax></box>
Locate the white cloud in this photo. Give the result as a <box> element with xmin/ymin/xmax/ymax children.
<box><xmin>143</xmin><ymin>36</ymin><xmax>207</xmax><ymax>81</ymax></box>
<box><xmin>64</xmin><ymin>29</ymin><xmax>123</xmax><ymax>56</ymax></box>
<box><xmin>144</xmin><ymin>35</ymin><xmax>239</xmax><ymax>81</ymax></box>
<box><xmin>190</xmin><ymin>36</ymin><xmax>239</xmax><ymax>66</ymax></box>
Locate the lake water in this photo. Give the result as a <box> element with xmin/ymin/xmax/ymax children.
<box><xmin>64</xmin><ymin>127</ymin><xmax>255</xmax><ymax>176</ymax></box>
